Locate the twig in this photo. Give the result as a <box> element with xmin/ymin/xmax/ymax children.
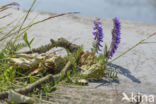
<box><xmin>0</xmin><ymin>74</ymin><xmax>54</xmax><ymax>99</ymax></box>
<box><xmin>52</xmin><ymin>61</ymin><xmax>72</xmax><ymax>82</ymax></box>
<box><xmin>60</xmin><ymin>61</ymin><xmax>72</xmax><ymax>78</ymax></box>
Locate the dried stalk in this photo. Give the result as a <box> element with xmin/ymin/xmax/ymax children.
<box><xmin>0</xmin><ymin>7</ymin><xmax>10</xmax><ymax>12</ymax></box>
<box><xmin>0</xmin><ymin>2</ymin><xmax>19</xmax><ymax>9</ymax></box>
<box><xmin>0</xmin><ymin>13</ymin><xmax>12</xmax><ymax>19</ymax></box>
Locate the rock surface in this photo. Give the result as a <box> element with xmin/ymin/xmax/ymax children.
<box><xmin>0</xmin><ymin>8</ymin><xmax>156</xmax><ymax>103</ymax></box>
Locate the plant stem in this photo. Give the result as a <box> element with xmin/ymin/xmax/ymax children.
<box><xmin>110</xmin><ymin>32</ymin><xmax>156</xmax><ymax>62</ymax></box>
<box><xmin>17</xmin><ymin>0</ymin><xmax>36</xmax><ymax>34</ymax></box>
<box><xmin>141</xmin><ymin>42</ymin><xmax>156</xmax><ymax>44</ymax></box>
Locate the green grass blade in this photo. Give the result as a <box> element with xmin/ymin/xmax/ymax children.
<box><xmin>17</xmin><ymin>0</ymin><xmax>36</xmax><ymax>34</ymax></box>
<box><xmin>110</xmin><ymin>32</ymin><xmax>156</xmax><ymax>62</ymax></box>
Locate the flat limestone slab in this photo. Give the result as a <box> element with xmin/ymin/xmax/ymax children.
<box><xmin>50</xmin><ymin>85</ymin><xmax>156</xmax><ymax>104</ymax></box>
<box><xmin>0</xmin><ymin>8</ymin><xmax>156</xmax><ymax>97</ymax></box>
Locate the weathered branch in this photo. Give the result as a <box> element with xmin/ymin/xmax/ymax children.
<box><xmin>22</xmin><ymin>38</ymin><xmax>80</xmax><ymax>54</ymax></box>
<box><xmin>8</xmin><ymin>90</ymin><xmax>35</xmax><ymax>104</ymax></box>
<box><xmin>0</xmin><ymin>74</ymin><xmax>54</xmax><ymax>99</ymax></box>
<box><xmin>60</xmin><ymin>61</ymin><xmax>72</xmax><ymax>78</ymax></box>
<box><xmin>52</xmin><ymin>61</ymin><xmax>72</xmax><ymax>82</ymax></box>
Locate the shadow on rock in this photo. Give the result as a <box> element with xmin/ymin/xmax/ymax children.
<box><xmin>90</xmin><ymin>78</ymin><xmax>119</xmax><ymax>88</ymax></box>
<box><xmin>107</xmin><ymin>62</ymin><xmax>141</xmax><ymax>83</ymax></box>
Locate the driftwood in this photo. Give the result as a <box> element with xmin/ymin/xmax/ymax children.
<box><xmin>0</xmin><ymin>60</ymin><xmax>72</xmax><ymax>99</ymax></box>
<box><xmin>22</xmin><ymin>38</ymin><xmax>80</xmax><ymax>54</ymax></box>
<box><xmin>0</xmin><ymin>37</ymin><xmax>105</xmax><ymax>100</ymax></box>
<box><xmin>8</xmin><ymin>90</ymin><xmax>35</xmax><ymax>104</ymax></box>
<box><xmin>57</xmin><ymin>61</ymin><xmax>72</xmax><ymax>80</ymax></box>
<box><xmin>0</xmin><ymin>74</ymin><xmax>54</xmax><ymax>99</ymax></box>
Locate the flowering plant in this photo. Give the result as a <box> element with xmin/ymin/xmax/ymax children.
<box><xmin>92</xmin><ymin>21</ymin><xmax>104</xmax><ymax>53</ymax></box>
<box><xmin>92</xmin><ymin>17</ymin><xmax>121</xmax><ymax>60</ymax></box>
<box><xmin>106</xmin><ymin>17</ymin><xmax>121</xmax><ymax>59</ymax></box>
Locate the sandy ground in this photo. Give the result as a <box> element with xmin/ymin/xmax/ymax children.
<box><xmin>0</xmin><ymin>8</ymin><xmax>156</xmax><ymax>103</ymax></box>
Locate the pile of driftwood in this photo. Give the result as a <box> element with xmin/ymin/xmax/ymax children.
<box><xmin>0</xmin><ymin>38</ymin><xmax>106</xmax><ymax>104</ymax></box>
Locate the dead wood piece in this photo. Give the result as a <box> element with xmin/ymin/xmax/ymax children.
<box><xmin>61</xmin><ymin>61</ymin><xmax>72</xmax><ymax>77</ymax></box>
<box><xmin>53</xmin><ymin>61</ymin><xmax>72</xmax><ymax>81</ymax></box>
<box><xmin>8</xmin><ymin>90</ymin><xmax>35</xmax><ymax>104</ymax></box>
<box><xmin>9</xmin><ymin>57</ymin><xmax>40</xmax><ymax>69</ymax></box>
<box><xmin>0</xmin><ymin>74</ymin><xmax>54</xmax><ymax>99</ymax></box>
<box><xmin>42</xmin><ymin>54</ymin><xmax>66</xmax><ymax>74</ymax></box>
<box><xmin>23</xmin><ymin>38</ymin><xmax>80</xmax><ymax>54</ymax></box>
<box><xmin>50</xmin><ymin>38</ymin><xmax>80</xmax><ymax>53</ymax></box>
<box><xmin>79</xmin><ymin>51</ymin><xmax>95</xmax><ymax>66</ymax></box>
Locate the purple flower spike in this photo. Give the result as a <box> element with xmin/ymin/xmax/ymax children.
<box><xmin>107</xmin><ymin>17</ymin><xmax>121</xmax><ymax>59</ymax></box>
<box><xmin>92</xmin><ymin>20</ymin><xmax>104</xmax><ymax>53</ymax></box>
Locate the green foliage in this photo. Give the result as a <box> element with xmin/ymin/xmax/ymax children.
<box><xmin>66</xmin><ymin>46</ymin><xmax>82</xmax><ymax>67</ymax></box>
<box><xmin>66</xmin><ymin>71</ymin><xmax>72</xmax><ymax>83</ymax></box>
<box><xmin>94</xmin><ymin>45</ymin><xmax>108</xmax><ymax>72</ymax></box>
<box><xmin>28</xmin><ymin>74</ymin><xmax>36</xmax><ymax>83</ymax></box>
<box><xmin>0</xmin><ymin>0</ymin><xmax>39</xmax><ymax>92</ymax></box>
<box><xmin>91</xmin><ymin>41</ymin><xmax>98</xmax><ymax>54</ymax></box>
<box><xmin>41</xmin><ymin>82</ymin><xmax>53</xmax><ymax>94</ymax></box>
<box><xmin>94</xmin><ymin>45</ymin><xmax>107</xmax><ymax>62</ymax></box>
<box><xmin>5</xmin><ymin>42</ymin><xmax>27</xmax><ymax>55</ymax></box>
<box><xmin>105</xmin><ymin>69</ymin><xmax>118</xmax><ymax>79</ymax></box>
<box><xmin>3</xmin><ymin>66</ymin><xmax>15</xmax><ymax>83</ymax></box>
<box><xmin>65</xmin><ymin>47</ymin><xmax>83</xmax><ymax>79</ymax></box>
<box><xmin>92</xmin><ymin>44</ymin><xmax>119</xmax><ymax>79</ymax></box>
<box><xmin>59</xmin><ymin>47</ymin><xmax>83</xmax><ymax>84</ymax></box>
<box><xmin>0</xmin><ymin>65</ymin><xmax>17</xmax><ymax>91</ymax></box>
<box><xmin>23</xmin><ymin>32</ymin><xmax>35</xmax><ymax>51</ymax></box>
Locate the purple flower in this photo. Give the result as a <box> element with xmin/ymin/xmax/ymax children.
<box><xmin>106</xmin><ymin>17</ymin><xmax>121</xmax><ymax>59</ymax></box>
<box><xmin>92</xmin><ymin>21</ymin><xmax>104</xmax><ymax>53</ymax></box>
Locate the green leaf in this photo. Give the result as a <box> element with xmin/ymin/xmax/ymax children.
<box><xmin>23</xmin><ymin>32</ymin><xmax>30</xmax><ymax>48</ymax></box>
<box><xmin>74</xmin><ymin>46</ymin><xmax>82</xmax><ymax>59</ymax></box>
<box><xmin>29</xmin><ymin>74</ymin><xmax>35</xmax><ymax>83</ymax></box>
<box><xmin>23</xmin><ymin>32</ymin><xmax>34</xmax><ymax>50</ymax></box>
<box><xmin>30</xmin><ymin>37</ymin><xmax>35</xmax><ymax>45</ymax></box>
